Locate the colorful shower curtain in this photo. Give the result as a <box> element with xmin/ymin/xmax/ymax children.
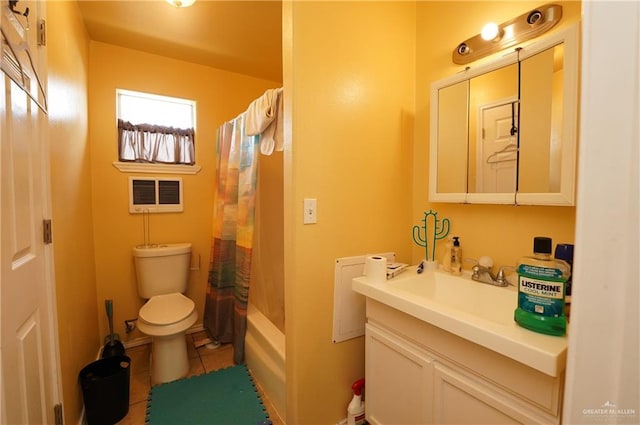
<box><xmin>204</xmin><ymin>113</ymin><xmax>259</xmax><ymax>364</ymax></box>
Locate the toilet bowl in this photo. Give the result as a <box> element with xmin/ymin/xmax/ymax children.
<box><xmin>137</xmin><ymin>293</ymin><xmax>197</xmax><ymax>384</ymax></box>
<box><xmin>132</xmin><ymin>243</ymin><xmax>197</xmax><ymax>384</ymax></box>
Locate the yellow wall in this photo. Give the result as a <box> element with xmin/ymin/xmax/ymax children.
<box><xmin>87</xmin><ymin>42</ymin><xmax>279</xmax><ymax>343</ymax></box>
<box><xmin>284</xmin><ymin>2</ymin><xmax>415</xmax><ymax>423</ymax></box>
<box><xmin>46</xmin><ymin>2</ymin><xmax>96</xmax><ymax>424</ymax></box>
<box><xmin>415</xmin><ymin>1</ymin><xmax>581</xmax><ymax>268</ymax></box>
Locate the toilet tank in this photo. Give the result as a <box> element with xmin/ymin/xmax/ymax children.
<box><xmin>132</xmin><ymin>243</ymin><xmax>191</xmax><ymax>298</ymax></box>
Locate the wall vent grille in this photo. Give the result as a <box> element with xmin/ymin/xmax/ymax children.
<box><xmin>129</xmin><ymin>177</ymin><xmax>183</xmax><ymax>213</ymax></box>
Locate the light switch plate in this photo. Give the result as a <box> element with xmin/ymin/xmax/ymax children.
<box><xmin>303</xmin><ymin>198</ymin><xmax>317</xmax><ymax>224</ymax></box>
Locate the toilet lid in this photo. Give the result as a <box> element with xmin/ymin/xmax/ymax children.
<box><xmin>139</xmin><ymin>293</ymin><xmax>195</xmax><ymax>326</ymax></box>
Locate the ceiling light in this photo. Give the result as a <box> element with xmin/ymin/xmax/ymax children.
<box><xmin>166</xmin><ymin>0</ymin><xmax>196</xmax><ymax>8</ymax></box>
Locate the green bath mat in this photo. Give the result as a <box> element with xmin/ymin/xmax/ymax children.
<box><xmin>146</xmin><ymin>365</ymin><xmax>271</xmax><ymax>425</ymax></box>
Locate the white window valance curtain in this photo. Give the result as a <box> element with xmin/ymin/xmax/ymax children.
<box><xmin>118</xmin><ymin>119</ymin><xmax>195</xmax><ymax>164</ymax></box>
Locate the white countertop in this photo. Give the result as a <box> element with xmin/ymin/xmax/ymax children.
<box><xmin>352</xmin><ymin>266</ymin><xmax>568</xmax><ymax>377</ymax></box>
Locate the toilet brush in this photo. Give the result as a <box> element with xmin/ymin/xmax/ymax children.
<box><xmin>102</xmin><ymin>299</ymin><xmax>126</xmax><ymax>358</ymax></box>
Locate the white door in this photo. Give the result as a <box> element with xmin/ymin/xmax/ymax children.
<box><xmin>478</xmin><ymin>100</ymin><xmax>518</xmax><ymax>193</ymax></box>
<box><xmin>1</xmin><ymin>1</ymin><xmax>61</xmax><ymax>424</ymax></box>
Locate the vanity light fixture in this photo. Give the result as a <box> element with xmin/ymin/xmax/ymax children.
<box><xmin>165</xmin><ymin>0</ymin><xmax>196</xmax><ymax>7</ymax></box>
<box><xmin>453</xmin><ymin>3</ymin><xmax>562</xmax><ymax>65</ymax></box>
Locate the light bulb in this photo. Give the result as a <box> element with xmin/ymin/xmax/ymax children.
<box><xmin>481</xmin><ymin>22</ymin><xmax>500</xmax><ymax>41</ymax></box>
<box><xmin>166</xmin><ymin>0</ymin><xmax>196</xmax><ymax>7</ymax></box>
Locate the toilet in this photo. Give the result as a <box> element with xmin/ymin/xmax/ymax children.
<box><xmin>132</xmin><ymin>242</ymin><xmax>197</xmax><ymax>384</ymax></box>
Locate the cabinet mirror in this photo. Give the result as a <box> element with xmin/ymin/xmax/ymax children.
<box><xmin>429</xmin><ymin>25</ymin><xmax>579</xmax><ymax>205</ymax></box>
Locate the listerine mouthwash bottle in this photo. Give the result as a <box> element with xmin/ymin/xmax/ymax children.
<box><xmin>514</xmin><ymin>237</ymin><xmax>570</xmax><ymax>336</ymax></box>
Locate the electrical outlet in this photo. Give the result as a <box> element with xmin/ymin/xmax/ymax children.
<box><xmin>303</xmin><ymin>198</ymin><xmax>317</xmax><ymax>224</ymax></box>
<box><xmin>124</xmin><ymin>319</ymin><xmax>137</xmax><ymax>333</ymax></box>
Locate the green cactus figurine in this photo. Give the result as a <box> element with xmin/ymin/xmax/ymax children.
<box><xmin>412</xmin><ymin>210</ymin><xmax>451</xmax><ymax>262</ymax></box>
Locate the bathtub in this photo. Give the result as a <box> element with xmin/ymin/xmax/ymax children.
<box><xmin>246</xmin><ymin>303</ymin><xmax>286</xmax><ymax>420</ymax></box>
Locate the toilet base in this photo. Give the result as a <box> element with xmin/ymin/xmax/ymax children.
<box><xmin>150</xmin><ymin>332</ymin><xmax>189</xmax><ymax>384</ymax></box>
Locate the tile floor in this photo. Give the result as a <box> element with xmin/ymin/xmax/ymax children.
<box><xmin>115</xmin><ymin>331</ymin><xmax>284</xmax><ymax>425</ymax></box>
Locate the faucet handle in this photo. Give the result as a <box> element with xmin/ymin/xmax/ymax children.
<box><xmin>464</xmin><ymin>258</ymin><xmax>486</xmax><ymax>279</ymax></box>
<box><xmin>463</xmin><ymin>258</ymin><xmax>480</xmax><ymax>275</ymax></box>
<box><xmin>496</xmin><ymin>266</ymin><xmax>516</xmax><ymax>286</ymax></box>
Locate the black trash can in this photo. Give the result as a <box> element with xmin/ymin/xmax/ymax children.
<box><xmin>79</xmin><ymin>355</ymin><xmax>131</xmax><ymax>425</ymax></box>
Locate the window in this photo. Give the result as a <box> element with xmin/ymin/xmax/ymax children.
<box><xmin>116</xmin><ymin>89</ymin><xmax>196</xmax><ymax>165</ymax></box>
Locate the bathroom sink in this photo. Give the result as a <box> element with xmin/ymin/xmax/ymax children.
<box><xmin>389</xmin><ymin>271</ymin><xmax>517</xmax><ymax>326</ymax></box>
<box><xmin>352</xmin><ymin>266</ymin><xmax>568</xmax><ymax>377</ymax></box>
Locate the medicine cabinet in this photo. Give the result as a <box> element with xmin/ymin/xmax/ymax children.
<box><xmin>429</xmin><ymin>24</ymin><xmax>579</xmax><ymax>205</ymax></box>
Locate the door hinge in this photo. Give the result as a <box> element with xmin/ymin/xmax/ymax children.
<box><xmin>43</xmin><ymin>219</ymin><xmax>52</xmax><ymax>244</ymax></box>
<box><xmin>54</xmin><ymin>403</ymin><xmax>63</xmax><ymax>425</ymax></box>
<box><xmin>37</xmin><ymin>19</ymin><xmax>46</xmax><ymax>46</ymax></box>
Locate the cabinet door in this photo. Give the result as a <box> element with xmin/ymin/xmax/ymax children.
<box><xmin>365</xmin><ymin>323</ymin><xmax>433</xmax><ymax>425</ymax></box>
<box><xmin>433</xmin><ymin>363</ymin><xmax>559</xmax><ymax>425</ymax></box>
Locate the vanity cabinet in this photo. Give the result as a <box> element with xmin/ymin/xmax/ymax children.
<box><xmin>365</xmin><ymin>299</ymin><xmax>564</xmax><ymax>425</ymax></box>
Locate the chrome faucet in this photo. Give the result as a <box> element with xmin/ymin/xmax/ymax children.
<box><xmin>467</xmin><ymin>259</ymin><xmax>514</xmax><ymax>287</ymax></box>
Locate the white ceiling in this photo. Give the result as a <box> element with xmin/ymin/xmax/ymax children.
<box><xmin>77</xmin><ymin>0</ymin><xmax>283</xmax><ymax>82</ymax></box>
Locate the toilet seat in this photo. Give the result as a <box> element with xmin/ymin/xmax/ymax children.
<box><xmin>137</xmin><ymin>293</ymin><xmax>197</xmax><ymax>338</ymax></box>
<box><xmin>139</xmin><ymin>293</ymin><xmax>195</xmax><ymax>325</ymax></box>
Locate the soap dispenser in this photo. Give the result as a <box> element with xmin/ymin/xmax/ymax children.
<box><xmin>451</xmin><ymin>237</ymin><xmax>462</xmax><ymax>275</ymax></box>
